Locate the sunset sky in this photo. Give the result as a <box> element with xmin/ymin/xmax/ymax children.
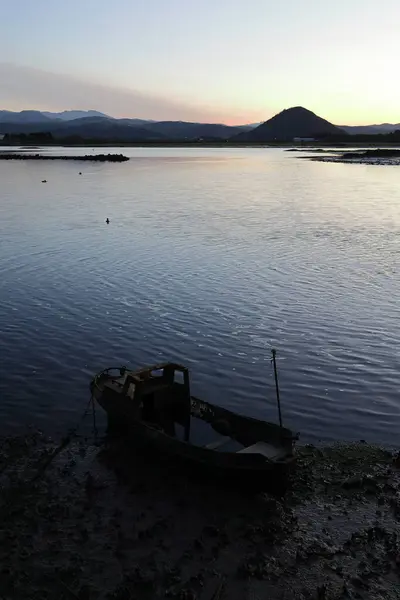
<box><xmin>1</xmin><ymin>0</ymin><xmax>399</xmax><ymax>125</ymax></box>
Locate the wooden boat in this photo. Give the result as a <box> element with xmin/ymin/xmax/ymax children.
<box><xmin>90</xmin><ymin>362</ymin><xmax>297</xmax><ymax>494</ymax></box>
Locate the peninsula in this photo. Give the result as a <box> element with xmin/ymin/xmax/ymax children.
<box><xmin>0</xmin><ymin>152</ymin><xmax>129</xmax><ymax>162</ymax></box>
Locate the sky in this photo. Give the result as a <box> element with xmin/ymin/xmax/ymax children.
<box><xmin>0</xmin><ymin>0</ymin><xmax>399</xmax><ymax>125</ymax></box>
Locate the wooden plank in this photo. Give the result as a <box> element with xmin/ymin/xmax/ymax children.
<box><xmin>205</xmin><ymin>437</ymin><xmax>231</xmax><ymax>450</ymax></box>
<box><xmin>237</xmin><ymin>442</ymin><xmax>281</xmax><ymax>459</ymax></box>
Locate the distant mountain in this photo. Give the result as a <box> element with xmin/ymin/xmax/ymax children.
<box><xmin>53</xmin><ymin>119</ymin><xmax>246</xmax><ymax>141</ymax></box>
<box><xmin>50</xmin><ymin>117</ymin><xmax>165</xmax><ymax>141</ymax></box>
<box><xmin>122</xmin><ymin>118</ymin><xmax>156</xmax><ymax>126</ymax></box>
<box><xmin>0</xmin><ymin>109</ymin><xmax>398</xmax><ymax>140</ymax></box>
<box><xmin>141</xmin><ymin>121</ymin><xmax>247</xmax><ymax>140</ymax></box>
<box><xmin>0</xmin><ymin>110</ymin><xmax>52</xmax><ymax>124</ymax></box>
<box><xmin>0</xmin><ymin>114</ymin><xmax>247</xmax><ymax>141</ymax></box>
<box><xmin>235</xmin><ymin>107</ymin><xmax>345</xmax><ymax>142</ymax></box>
<box><xmin>340</xmin><ymin>123</ymin><xmax>400</xmax><ymax>135</ymax></box>
<box><xmin>41</xmin><ymin>110</ymin><xmax>110</xmax><ymax>121</ymax></box>
<box><xmin>244</xmin><ymin>122</ymin><xmax>263</xmax><ymax>129</ymax></box>
<box><xmin>0</xmin><ymin>117</ymin><xmax>162</xmax><ymax>140</ymax></box>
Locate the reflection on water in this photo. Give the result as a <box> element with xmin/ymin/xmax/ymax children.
<box><xmin>1</xmin><ymin>147</ymin><xmax>400</xmax><ymax>445</ymax></box>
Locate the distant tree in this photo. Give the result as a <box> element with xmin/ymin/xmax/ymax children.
<box><xmin>28</xmin><ymin>131</ymin><xmax>54</xmax><ymax>142</ymax></box>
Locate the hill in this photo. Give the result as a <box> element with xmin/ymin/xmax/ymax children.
<box><xmin>140</xmin><ymin>121</ymin><xmax>247</xmax><ymax>140</ymax></box>
<box><xmin>234</xmin><ymin>107</ymin><xmax>345</xmax><ymax>142</ymax></box>
<box><xmin>41</xmin><ymin>110</ymin><xmax>110</xmax><ymax>121</ymax></box>
<box><xmin>0</xmin><ymin>115</ymin><xmax>246</xmax><ymax>141</ymax></box>
<box><xmin>0</xmin><ymin>110</ymin><xmax>52</xmax><ymax>124</ymax></box>
<box><xmin>49</xmin><ymin>117</ymin><xmax>165</xmax><ymax>141</ymax></box>
<box><xmin>340</xmin><ymin>123</ymin><xmax>400</xmax><ymax>135</ymax></box>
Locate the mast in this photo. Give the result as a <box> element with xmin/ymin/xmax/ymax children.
<box><xmin>271</xmin><ymin>348</ymin><xmax>283</xmax><ymax>429</ymax></box>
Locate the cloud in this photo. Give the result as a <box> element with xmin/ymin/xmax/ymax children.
<box><xmin>0</xmin><ymin>63</ymin><xmax>230</xmax><ymax>123</ymax></box>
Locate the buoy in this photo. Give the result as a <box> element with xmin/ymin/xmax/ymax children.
<box><xmin>79</xmin><ymin>172</ymin><xmax>82</xmax><ymax>175</ymax></box>
<box><xmin>105</xmin><ymin>218</ymin><xmax>110</xmax><ymax>224</ymax></box>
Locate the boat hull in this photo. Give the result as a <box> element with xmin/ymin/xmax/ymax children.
<box><xmin>91</xmin><ymin>379</ymin><xmax>295</xmax><ymax>495</ymax></box>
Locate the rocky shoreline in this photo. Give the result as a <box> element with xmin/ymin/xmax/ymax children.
<box><xmin>1</xmin><ymin>432</ymin><xmax>399</xmax><ymax>599</ymax></box>
<box><xmin>0</xmin><ymin>153</ymin><xmax>129</xmax><ymax>162</ymax></box>
<box><xmin>305</xmin><ymin>148</ymin><xmax>400</xmax><ymax>166</ymax></box>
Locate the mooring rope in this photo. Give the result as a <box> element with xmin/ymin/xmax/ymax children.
<box><xmin>0</xmin><ymin>392</ymin><xmax>100</xmax><ymax>517</ymax></box>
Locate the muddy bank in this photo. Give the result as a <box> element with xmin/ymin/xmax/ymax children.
<box><xmin>342</xmin><ymin>149</ymin><xmax>400</xmax><ymax>160</ymax></box>
<box><xmin>1</xmin><ymin>432</ymin><xmax>399</xmax><ymax>599</ymax></box>
<box><xmin>0</xmin><ymin>153</ymin><xmax>129</xmax><ymax>162</ymax></box>
<box><xmin>304</xmin><ymin>148</ymin><xmax>400</xmax><ymax>166</ymax></box>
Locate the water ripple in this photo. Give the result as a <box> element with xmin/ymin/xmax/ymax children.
<box><xmin>1</xmin><ymin>148</ymin><xmax>400</xmax><ymax>444</ymax></box>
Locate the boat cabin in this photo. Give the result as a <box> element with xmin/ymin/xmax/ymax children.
<box><xmin>103</xmin><ymin>363</ymin><xmax>192</xmax><ymax>440</ymax></box>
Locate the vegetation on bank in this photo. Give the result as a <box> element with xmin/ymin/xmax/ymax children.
<box><xmin>1</xmin><ymin>127</ymin><xmax>400</xmax><ymax>148</ymax></box>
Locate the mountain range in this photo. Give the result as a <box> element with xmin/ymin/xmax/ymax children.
<box><xmin>339</xmin><ymin>123</ymin><xmax>400</xmax><ymax>135</ymax></box>
<box><xmin>0</xmin><ymin>107</ymin><xmax>398</xmax><ymax>142</ymax></box>
<box><xmin>0</xmin><ymin>113</ymin><xmax>251</xmax><ymax>141</ymax></box>
<box><xmin>0</xmin><ymin>110</ymin><xmax>109</xmax><ymax>123</ymax></box>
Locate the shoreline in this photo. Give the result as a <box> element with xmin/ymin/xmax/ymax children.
<box><xmin>1</xmin><ymin>431</ymin><xmax>399</xmax><ymax>599</ymax></box>
<box><xmin>301</xmin><ymin>148</ymin><xmax>400</xmax><ymax>166</ymax></box>
<box><xmin>0</xmin><ymin>153</ymin><xmax>129</xmax><ymax>162</ymax></box>
<box><xmin>1</xmin><ymin>141</ymin><xmax>400</xmax><ymax>149</ymax></box>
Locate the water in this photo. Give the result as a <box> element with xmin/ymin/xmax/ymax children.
<box><xmin>1</xmin><ymin>146</ymin><xmax>400</xmax><ymax>445</ymax></box>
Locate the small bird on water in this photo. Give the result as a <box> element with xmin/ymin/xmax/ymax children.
<box><xmin>105</xmin><ymin>218</ymin><xmax>110</xmax><ymax>224</ymax></box>
<box><xmin>41</xmin><ymin>179</ymin><xmax>47</xmax><ymax>183</ymax></box>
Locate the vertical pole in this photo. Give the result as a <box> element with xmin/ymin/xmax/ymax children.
<box><xmin>91</xmin><ymin>395</ymin><xmax>98</xmax><ymax>441</ymax></box>
<box><xmin>183</xmin><ymin>369</ymin><xmax>191</xmax><ymax>443</ymax></box>
<box><xmin>271</xmin><ymin>348</ymin><xmax>283</xmax><ymax>429</ymax></box>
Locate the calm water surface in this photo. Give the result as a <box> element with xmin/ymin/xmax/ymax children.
<box><xmin>1</xmin><ymin>147</ymin><xmax>400</xmax><ymax>445</ymax></box>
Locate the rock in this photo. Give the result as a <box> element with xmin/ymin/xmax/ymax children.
<box><xmin>203</xmin><ymin>524</ymin><xmax>219</xmax><ymax>537</ymax></box>
<box><xmin>341</xmin><ymin>476</ymin><xmax>363</xmax><ymax>489</ymax></box>
<box><xmin>351</xmin><ymin>576</ymin><xmax>368</xmax><ymax>589</ymax></box>
<box><xmin>180</xmin><ymin>590</ymin><xmax>197</xmax><ymax>600</ymax></box>
<box><xmin>78</xmin><ymin>584</ymin><xmax>94</xmax><ymax>600</ymax></box>
<box><xmin>296</xmin><ymin>549</ymin><xmax>308</xmax><ymax>562</ymax></box>
<box><xmin>341</xmin><ymin>582</ymin><xmax>351</xmax><ymax>597</ymax></box>
<box><xmin>194</xmin><ymin>539</ymin><xmax>204</xmax><ymax>551</ymax></box>
<box><xmin>107</xmin><ymin>585</ymin><xmax>132</xmax><ymax>599</ymax></box>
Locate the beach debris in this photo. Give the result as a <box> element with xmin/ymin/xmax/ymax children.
<box><xmin>393</xmin><ymin>451</ymin><xmax>400</xmax><ymax>468</ymax></box>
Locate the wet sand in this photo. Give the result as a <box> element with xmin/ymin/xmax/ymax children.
<box><xmin>1</xmin><ymin>432</ymin><xmax>399</xmax><ymax>599</ymax></box>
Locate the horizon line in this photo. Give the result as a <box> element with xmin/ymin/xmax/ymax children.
<box><xmin>0</xmin><ymin>107</ymin><xmax>399</xmax><ymax>128</ymax></box>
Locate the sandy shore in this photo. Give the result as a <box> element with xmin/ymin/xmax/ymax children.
<box><xmin>1</xmin><ymin>431</ymin><xmax>399</xmax><ymax>599</ymax></box>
